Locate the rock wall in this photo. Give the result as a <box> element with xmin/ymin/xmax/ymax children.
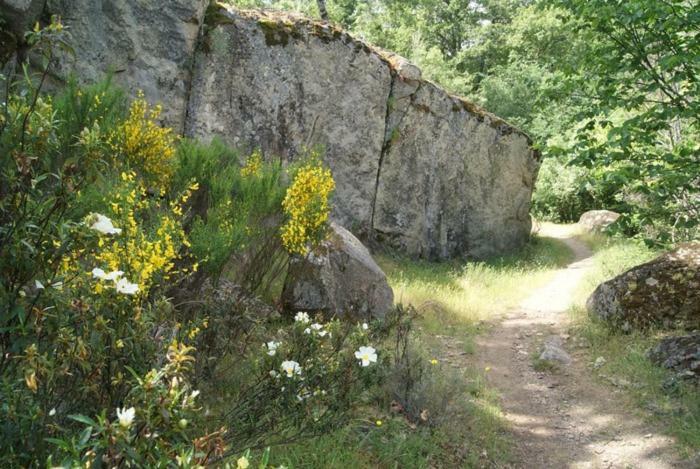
<box><xmin>47</xmin><ymin>0</ymin><xmax>208</xmax><ymax>132</ymax></box>
<box><xmin>18</xmin><ymin>1</ymin><xmax>540</xmax><ymax>260</ymax></box>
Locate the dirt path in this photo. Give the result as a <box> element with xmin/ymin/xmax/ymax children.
<box><xmin>474</xmin><ymin>225</ymin><xmax>686</xmax><ymax>469</ymax></box>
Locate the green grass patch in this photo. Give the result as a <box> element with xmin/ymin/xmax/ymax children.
<box><xmin>378</xmin><ymin>235</ymin><xmax>574</xmax><ymax>325</ymax></box>
<box><xmin>569</xmin><ymin>236</ymin><xmax>700</xmax><ymax>455</ymax></box>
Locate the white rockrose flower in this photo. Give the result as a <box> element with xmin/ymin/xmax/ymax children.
<box><xmin>294</xmin><ymin>311</ymin><xmax>310</xmax><ymax>324</ymax></box>
<box><xmin>116</xmin><ymin>406</ymin><xmax>135</xmax><ymax>429</ymax></box>
<box><xmin>115</xmin><ymin>277</ymin><xmax>139</xmax><ymax>295</ymax></box>
<box><xmin>91</xmin><ymin>267</ymin><xmax>107</xmax><ymax>279</ymax></box>
<box><xmin>280</xmin><ymin>360</ymin><xmax>302</xmax><ymax>378</ymax></box>
<box><xmin>104</xmin><ymin>270</ymin><xmax>124</xmax><ymax>281</ymax></box>
<box><xmin>89</xmin><ymin>213</ymin><xmax>122</xmax><ymax>235</ymax></box>
<box><xmin>355</xmin><ymin>346</ymin><xmax>378</xmax><ymax>367</ymax></box>
<box><xmin>92</xmin><ymin>268</ymin><xmax>124</xmax><ymax>281</ymax></box>
<box><xmin>266</xmin><ymin>341</ymin><xmax>279</xmax><ymax>356</ymax></box>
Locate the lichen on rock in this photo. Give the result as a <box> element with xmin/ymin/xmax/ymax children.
<box><xmin>587</xmin><ymin>242</ymin><xmax>700</xmax><ymax>330</ymax></box>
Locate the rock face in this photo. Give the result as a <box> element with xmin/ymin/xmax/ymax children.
<box><xmin>19</xmin><ymin>3</ymin><xmax>539</xmax><ymax>260</ymax></box>
<box><xmin>648</xmin><ymin>333</ymin><xmax>700</xmax><ymax>382</ymax></box>
<box><xmin>186</xmin><ymin>9</ymin><xmax>391</xmax><ymax>234</ymax></box>
<box><xmin>186</xmin><ymin>7</ymin><xmax>539</xmax><ymax>259</ymax></box>
<box><xmin>282</xmin><ymin>222</ymin><xmax>394</xmax><ymax>321</ymax></box>
<box><xmin>0</xmin><ymin>0</ymin><xmax>44</xmax><ymax>38</ymax></box>
<box><xmin>578</xmin><ymin>210</ymin><xmax>621</xmax><ymax>232</ymax></box>
<box><xmin>47</xmin><ymin>0</ymin><xmax>208</xmax><ymax>133</ymax></box>
<box><xmin>587</xmin><ymin>242</ymin><xmax>700</xmax><ymax>330</ymax></box>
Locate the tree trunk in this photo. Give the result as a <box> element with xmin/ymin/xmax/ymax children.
<box><xmin>317</xmin><ymin>0</ymin><xmax>329</xmax><ymax>21</ymax></box>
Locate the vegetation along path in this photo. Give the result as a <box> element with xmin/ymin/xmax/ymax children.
<box><xmin>475</xmin><ymin>225</ymin><xmax>686</xmax><ymax>468</ymax></box>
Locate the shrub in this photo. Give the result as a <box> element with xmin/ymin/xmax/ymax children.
<box><xmin>0</xmin><ymin>23</ymin><xmax>205</xmax><ymax>464</ymax></box>
<box><xmin>280</xmin><ymin>151</ymin><xmax>335</xmax><ymax>255</ymax></box>
<box><xmin>110</xmin><ymin>91</ymin><xmax>177</xmax><ymax>193</ymax></box>
<box><xmin>216</xmin><ymin>312</ymin><xmax>384</xmax><ymax>453</ymax></box>
<box><xmin>175</xmin><ymin>139</ymin><xmax>289</xmax><ymax>293</ymax></box>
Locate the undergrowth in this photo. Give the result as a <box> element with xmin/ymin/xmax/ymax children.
<box><xmin>285</xmin><ymin>234</ymin><xmax>570</xmax><ymax>467</ymax></box>
<box><xmin>569</xmin><ymin>235</ymin><xmax>700</xmax><ymax>455</ymax></box>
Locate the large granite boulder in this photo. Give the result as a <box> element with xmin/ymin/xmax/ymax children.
<box><xmin>587</xmin><ymin>242</ymin><xmax>700</xmax><ymax>330</ymax></box>
<box><xmin>187</xmin><ymin>6</ymin><xmax>540</xmax><ymax>259</ymax></box>
<box><xmin>46</xmin><ymin>0</ymin><xmax>208</xmax><ymax>133</ymax></box>
<box><xmin>15</xmin><ymin>2</ymin><xmax>539</xmax><ymax>260</ymax></box>
<box><xmin>282</xmin><ymin>222</ymin><xmax>394</xmax><ymax>321</ymax></box>
<box><xmin>648</xmin><ymin>333</ymin><xmax>700</xmax><ymax>382</ymax></box>
<box><xmin>578</xmin><ymin>210</ymin><xmax>621</xmax><ymax>232</ymax></box>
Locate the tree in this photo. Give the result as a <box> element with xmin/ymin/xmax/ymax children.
<box><xmin>552</xmin><ymin>0</ymin><xmax>700</xmax><ymax>241</ymax></box>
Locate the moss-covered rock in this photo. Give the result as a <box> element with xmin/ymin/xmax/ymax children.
<box><xmin>587</xmin><ymin>242</ymin><xmax>700</xmax><ymax>330</ymax></box>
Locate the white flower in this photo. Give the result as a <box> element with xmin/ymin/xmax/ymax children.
<box><xmin>266</xmin><ymin>341</ymin><xmax>279</xmax><ymax>356</ymax></box>
<box><xmin>49</xmin><ymin>408</ymin><xmax>56</xmax><ymax>416</ymax></box>
<box><xmin>362</xmin><ymin>323</ymin><xmax>369</xmax><ymax>330</ymax></box>
<box><xmin>35</xmin><ymin>280</ymin><xmax>45</xmax><ymax>290</ymax></box>
<box><xmin>355</xmin><ymin>346</ymin><xmax>378</xmax><ymax>367</ymax></box>
<box><xmin>237</xmin><ymin>456</ymin><xmax>250</xmax><ymax>469</ymax></box>
<box><xmin>90</xmin><ymin>213</ymin><xmax>122</xmax><ymax>235</ymax></box>
<box><xmin>104</xmin><ymin>270</ymin><xmax>124</xmax><ymax>281</ymax></box>
<box><xmin>305</xmin><ymin>323</ymin><xmax>328</xmax><ymax>337</ymax></box>
<box><xmin>115</xmin><ymin>277</ymin><xmax>139</xmax><ymax>295</ymax></box>
<box><xmin>280</xmin><ymin>360</ymin><xmax>302</xmax><ymax>378</ymax></box>
<box><xmin>92</xmin><ymin>268</ymin><xmax>124</xmax><ymax>281</ymax></box>
<box><xmin>269</xmin><ymin>370</ymin><xmax>279</xmax><ymax>378</ymax></box>
<box><xmin>116</xmin><ymin>406</ymin><xmax>135</xmax><ymax>429</ymax></box>
<box><xmin>294</xmin><ymin>311</ymin><xmax>310</xmax><ymax>324</ymax></box>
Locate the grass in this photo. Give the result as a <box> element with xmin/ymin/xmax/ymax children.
<box><xmin>263</xmin><ymin>364</ymin><xmax>513</xmax><ymax>468</ymax></box>
<box><xmin>568</xmin><ymin>234</ymin><xmax>700</xmax><ymax>455</ymax></box>
<box><xmin>378</xmin><ymin>234</ymin><xmax>574</xmax><ymax>324</ymax></box>
<box><xmin>259</xmin><ymin>234</ymin><xmax>575</xmax><ymax>467</ymax></box>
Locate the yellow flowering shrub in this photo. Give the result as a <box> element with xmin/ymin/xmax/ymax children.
<box><xmin>280</xmin><ymin>160</ymin><xmax>335</xmax><ymax>255</ymax></box>
<box><xmin>110</xmin><ymin>91</ymin><xmax>176</xmax><ymax>192</ymax></box>
<box><xmin>240</xmin><ymin>149</ymin><xmax>263</xmax><ymax>177</ymax></box>
<box><xmin>91</xmin><ymin>171</ymin><xmax>194</xmax><ymax>296</ymax></box>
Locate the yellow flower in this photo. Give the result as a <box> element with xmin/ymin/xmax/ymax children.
<box><xmin>236</xmin><ymin>456</ymin><xmax>250</xmax><ymax>469</ymax></box>
<box><xmin>241</xmin><ymin>149</ymin><xmax>263</xmax><ymax>177</ymax></box>
<box><xmin>375</xmin><ymin>420</ymin><xmax>382</xmax><ymax>427</ymax></box>
<box><xmin>430</xmin><ymin>359</ymin><xmax>438</xmax><ymax>365</ymax></box>
<box><xmin>280</xmin><ymin>161</ymin><xmax>335</xmax><ymax>255</ymax></box>
<box><xmin>110</xmin><ymin>92</ymin><xmax>176</xmax><ymax>191</ymax></box>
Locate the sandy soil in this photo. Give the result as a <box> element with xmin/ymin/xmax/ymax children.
<box><xmin>472</xmin><ymin>225</ymin><xmax>690</xmax><ymax>469</ymax></box>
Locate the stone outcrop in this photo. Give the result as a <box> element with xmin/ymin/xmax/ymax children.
<box><xmin>282</xmin><ymin>222</ymin><xmax>394</xmax><ymax>321</ymax></box>
<box><xmin>587</xmin><ymin>242</ymin><xmax>700</xmax><ymax>330</ymax></box>
<box><xmin>578</xmin><ymin>210</ymin><xmax>621</xmax><ymax>232</ymax></box>
<box><xmin>15</xmin><ymin>2</ymin><xmax>539</xmax><ymax>260</ymax></box>
<box><xmin>648</xmin><ymin>333</ymin><xmax>700</xmax><ymax>382</ymax></box>
<box><xmin>186</xmin><ymin>7</ymin><xmax>540</xmax><ymax>260</ymax></box>
<box><xmin>186</xmin><ymin>9</ymin><xmax>391</xmax><ymax>235</ymax></box>
<box><xmin>47</xmin><ymin>0</ymin><xmax>208</xmax><ymax>133</ymax></box>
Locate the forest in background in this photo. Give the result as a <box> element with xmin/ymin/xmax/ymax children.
<box><xmin>234</xmin><ymin>0</ymin><xmax>699</xmax><ymax>244</ymax></box>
